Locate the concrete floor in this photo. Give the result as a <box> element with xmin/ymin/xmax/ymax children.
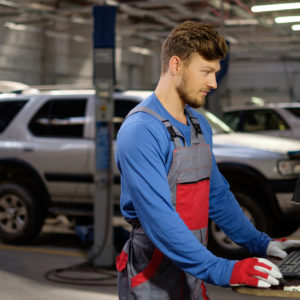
<box><xmin>0</xmin><ymin>216</ymin><xmax>299</xmax><ymax>300</ymax></box>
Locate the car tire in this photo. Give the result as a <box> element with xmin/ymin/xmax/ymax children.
<box><xmin>208</xmin><ymin>189</ymin><xmax>268</xmax><ymax>259</ymax></box>
<box><xmin>0</xmin><ymin>183</ymin><xmax>45</xmax><ymax>244</ymax></box>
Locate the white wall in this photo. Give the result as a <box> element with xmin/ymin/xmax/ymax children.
<box><xmin>227</xmin><ymin>59</ymin><xmax>300</xmax><ymax>106</ymax></box>
<box><xmin>0</xmin><ymin>26</ymin><xmax>160</xmax><ymax>90</ymax></box>
<box><xmin>41</xmin><ymin>35</ymin><xmax>92</xmax><ymax>85</ymax></box>
<box><xmin>1</xmin><ymin>26</ymin><xmax>299</xmax><ymax>111</ymax></box>
<box><xmin>0</xmin><ymin>26</ymin><xmax>42</xmax><ymax>84</ymax></box>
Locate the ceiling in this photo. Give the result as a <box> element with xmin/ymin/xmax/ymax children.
<box><xmin>1</xmin><ymin>0</ymin><xmax>300</xmax><ymax>60</ymax></box>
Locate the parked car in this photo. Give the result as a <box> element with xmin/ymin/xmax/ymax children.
<box><xmin>0</xmin><ymin>89</ymin><xmax>141</xmax><ymax>245</ymax></box>
<box><xmin>199</xmin><ymin>109</ymin><xmax>300</xmax><ymax>257</ymax></box>
<box><xmin>0</xmin><ymin>89</ymin><xmax>299</xmax><ymax>259</ymax></box>
<box><xmin>223</xmin><ymin>103</ymin><xmax>300</xmax><ymax>139</ymax></box>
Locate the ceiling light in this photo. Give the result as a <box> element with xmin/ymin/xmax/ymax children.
<box><xmin>0</xmin><ymin>0</ymin><xmax>18</xmax><ymax>8</ymax></box>
<box><xmin>224</xmin><ymin>36</ymin><xmax>238</xmax><ymax>44</ymax></box>
<box><xmin>275</xmin><ymin>16</ymin><xmax>300</xmax><ymax>23</ymax></box>
<box><xmin>4</xmin><ymin>22</ymin><xmax>28</xmax><ymax>31</ymax></box>
<box><xmin>252</xmin><ymin>3</ymin><xmax>300</xmax><ymax>13</ymax></box>
<box><xmin>129</xmin><ymin>46</ymin><xmax>152</xmax><ymax>56</ymax></box>
<box><xmin>292</xmin><ymin>24</ymin><xmax>300</xmax><ymax>30</ymax></box>
<box><xmin>225</xmin><ymin>19</ymin><xmax>258</xmax><ymax>25</ymax></box>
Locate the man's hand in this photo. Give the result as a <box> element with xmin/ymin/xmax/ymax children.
<box><xmin>230</xmin><ymin>257</ymin><xmax>282</xmax><ymax>288</ymax></box>
<box><xmin>267</xmin><ymin>239</ymin><xmax>300</xmax><ymax>259</ymax></box>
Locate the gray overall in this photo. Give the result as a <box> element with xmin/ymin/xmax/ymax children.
<box><xmin>116</xmin><ymin>107</ymin><xmax>212</xmax><ymax>300</ymax></box>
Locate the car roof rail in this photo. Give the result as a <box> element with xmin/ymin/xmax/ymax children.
<box><xmin>29</xmin><ymin>84</ymin><xmax>123</xmax><ymax>92</ymax></box>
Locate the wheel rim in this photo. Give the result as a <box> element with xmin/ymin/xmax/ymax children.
<box><xmin>210</xmin><ymin>206</ymin><xmax>254</xmax><ymax>251</ymax></box>
<box><xmin>0</xmin><ymin>193</ymin><xmax>27</xmax><ymax>234</ymax></box>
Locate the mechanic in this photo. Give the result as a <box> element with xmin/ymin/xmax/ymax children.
<box><xmin>115</xmin><ymin>21</ymin><xmax>300</xmax><ymax>300</ymax></box>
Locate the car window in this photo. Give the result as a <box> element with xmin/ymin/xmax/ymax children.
<box><xmin>114</xmin><ymin>99</ymin><xmax>139</xmax><ymax>119</ymax></box>
<box><xmin>29</xmin><ymin>99</ymin><xmax>87</xmax><ymax>138</ymax></box>
<box><xmin>198</xmin><ymin>108</ymin><xmax>232</xmax><ymax>134</ymax></box>
<box><xmin>222</xmin><ymin>111</ymin><xmax>241</xmax><ymax>131</ymax></box>
<box><xmin>0</xmin><ymin>100</ymin><xmax>27</xmax><ymax>133</ymax></box>
<box><xmin>242</xmin><ymin>109</ymin><xmax>289</xmax><ymax>132</ymax></box>
<box><xmin>113</xmin><ymin>98</ymin><xmax>140</xmax><ymax>138</ymax></box>
<box><xmin>285</xmin><ymin>107</ymin><xmax>300</xmax><ymax>119</ymax></box>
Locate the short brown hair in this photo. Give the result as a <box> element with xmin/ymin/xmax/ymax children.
<box><xmin>161</xmin><ymin>21</ymin><xmax>228</xmax><ymax>73</ymax></box>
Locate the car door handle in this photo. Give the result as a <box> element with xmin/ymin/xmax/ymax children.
<box><xmin>22</xmin><ymin>147</ymin><xmax>34</xmax><ymax>152</ymax></box>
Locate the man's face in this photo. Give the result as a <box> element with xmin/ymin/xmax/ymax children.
<box><xmin>176</xmin><ymin>53</ymin><xmax>220</xmax><ymax>108</ymax></box>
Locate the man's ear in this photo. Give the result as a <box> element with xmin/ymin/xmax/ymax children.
<box><xmin>169</xmin><ymin>56</ymin><xmax>182</xmax><ymax>75</ymax></box>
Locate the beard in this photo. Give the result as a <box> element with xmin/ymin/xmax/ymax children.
<box><xmin>176</xmin><ymin>78</ymin><xmax>205</xmax><ymax>109</ymax></box>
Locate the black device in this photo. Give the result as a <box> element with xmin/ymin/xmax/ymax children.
<box><xmin>278</xmin><ymin>250</ymin><xmax>300</xmax><ymax>278</ymax></box>
<box><xmin>291</xmin><ymin>175</ymin><xmax>300</xmax><ymax>204</ymax></box>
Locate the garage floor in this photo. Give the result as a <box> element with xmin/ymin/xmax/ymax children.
<box><xmin>0</xmin><ymin>216</ymin><xmax>299</xmax><ymax>300</ymax></box>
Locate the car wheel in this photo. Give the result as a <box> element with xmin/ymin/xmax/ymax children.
<box><xmin>208</xmin><ymin>190</ymin><xmax>268</xmax><ymax>259</ymax></box>
<box><xmin>0</xmin><ymin>184</ymin><xmax>45</xmax><ymax>244</ymax></box>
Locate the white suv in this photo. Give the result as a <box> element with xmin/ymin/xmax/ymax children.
<box><xmin>0</xmin><ymin>90</ymin><xmax>299</xmax><ymax>259</ymax></box>
<box><xmin>223</xmin><ymin>103</ymin><xmax>300</xmax><ymax>139</ymax></box>
<box><xmin>0</xmin><ymin>90</ymin><xmax>140</xmax><ymax>244</ymax></box>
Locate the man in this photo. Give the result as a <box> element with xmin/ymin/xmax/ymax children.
<box><xmin>115</xmin><ymin>21</ymin><xmax>300</xmax><ymax>299</ymax></box>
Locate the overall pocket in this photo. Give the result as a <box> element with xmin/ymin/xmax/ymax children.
<box><xmin>176</xmin><ymin>178</ymin><xmax>209</xmax><ymax>230</ymax></box>
<box><xmin>130</xmin><ymin>248</ymin><xmax>164</xmax><ymax>288</ymax></box>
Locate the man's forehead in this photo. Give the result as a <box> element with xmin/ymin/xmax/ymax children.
<box><xmin>192</xmin><ymin>53</ymin><xmax>220</xmax><ymax>71</ymax></box>
<box><xmin>201</xmin><ymin>60</ymin><xmax>221</xmax><ymax>72</ymax></box>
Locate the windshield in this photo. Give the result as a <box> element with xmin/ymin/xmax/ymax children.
<box><xmin>285</xmin><ymin>107</ymin><xmax>300</xmax><ymax>119</ymax></box>
<box><xmin>197</xmin><ymin>108</ymin><xmax>232</xmax><ymax>134</ymax></box>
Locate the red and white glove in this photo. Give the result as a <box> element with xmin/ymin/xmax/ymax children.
<box><xmin>267</xmin><ymin>239</ymin><xmax>300</xmax><ymax>259</ymax></box>
<box><xmin>230</xmin><ymin>257</ymin><xmax>282</xmax><ymax>288</ymax></box>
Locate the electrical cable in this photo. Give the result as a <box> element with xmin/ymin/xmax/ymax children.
<box><xmin>44</xmin><ymin>183</ymin><xmax>118</xmax><ymax>287</ymax></box>
<box><xmin>44</xmin><ymin>261</ymin><xmax>117</xmax><ymax>286</ymax></box>
<box><xmin>44</xmin><ymin>174</ymin><xmax>118</xmax><ymax>286</ymax></box>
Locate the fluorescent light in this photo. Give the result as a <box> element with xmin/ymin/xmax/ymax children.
<box><xmin>225</xmin><ymin>19</ymin><xmax>258</xmax><ymax>25</ymax></box>
<box><xmin>4</xmin><ymin>22</ymin><xmax>28</xmax><ymax>31</ymax></box>
<box><xmin>73</xmin><ymin>35</ymin><xmax>87</xmax><ymax>43</ymax></box>
<box><xmin>275</xmin><ymin>16</ymin><xmax>300</xmax><ymax>23</ymax></box>
<box><xmin>0</xmin><ymin>0</ymin><xmax>18</xmax><ymax>8</ymax></box>
<box><xmin>292</xmin><ymin>24</ymin><xmax>300</xmax><ymax>30</ymax></box>
<box><xmin>251</xmin><ymin>97</ymin><xmax>265</xmax><ymax>106</ymax></box>
<box><xmin>252</xmin><ymin>3</ymin><xmax>300</xmax><ymax>13</ymax></box>
<box><xmin>129</xmin><ymin>46</ymin><xmax>152</xmax><ymax>56</ymax></box>
<box><xmin>4</xmin><ymin>22</ymin><xmax>85</xmax><ymax>42</ymax></box>
<box><xmin>224</xmin><ymin>35</ymin><xmax>238</xmax><ymax>44</ymax></box>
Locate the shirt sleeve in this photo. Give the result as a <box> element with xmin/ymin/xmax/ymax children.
<box><xmin>116</xmin><ymin>115</ymin><xmax>236</xmax><ymax>286</ymax></box>
<box><xmin>197</xmin><ymin>115</ymin><xmax>271</xmax><ymax>256</ymax></box>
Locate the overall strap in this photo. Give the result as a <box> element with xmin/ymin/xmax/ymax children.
<box><xmin>185</xmin><ymin>108</ymin><xmax>203</xmax><ymax>145</ymax></box>
<box><xmin>126</xmin><ymin>106</ymin><xmax>185</xmax><ymax>148</ymax></box>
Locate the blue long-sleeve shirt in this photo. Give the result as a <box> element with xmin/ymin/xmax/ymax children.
<box><xmin>116</xmin><ymin>93</ymin><xmax>271</xmax><ymax>286</ymax></box>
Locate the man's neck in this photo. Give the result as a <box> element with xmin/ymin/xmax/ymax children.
<box><xmin>155</xmin><ymin>77</ymin><xmax>187</xmax><ymax>125</ymax></box>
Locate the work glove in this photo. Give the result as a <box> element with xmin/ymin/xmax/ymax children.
<box><xmin>267</xmin><ymin>239</ymin><xmax>300</xmax><ymax>259</ymax></box>
<box><xmin>230</xmin><ymin>257</ymin><xmax>282</xmax><ymax>288</ymax></box>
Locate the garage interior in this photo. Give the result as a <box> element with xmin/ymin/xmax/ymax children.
<box><xmin>1</xmin><ymin>0</ymin><xmax>300</xmax><ymax>111</ymax></box>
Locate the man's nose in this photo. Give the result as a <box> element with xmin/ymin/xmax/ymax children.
<box><xmin>208</xmin><ymin>75</ymin><xmax>217</xmax><ymax>90</ymax></box>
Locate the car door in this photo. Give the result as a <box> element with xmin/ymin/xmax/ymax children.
<box><xmin>20</xmin><ymin>96</ymin><xmax>92</xmax><ymax>203</ymax></box>
<box><xmin>242</xmin><ymin>109</ymin><xmax>292</xmax><ymax>138</ymax></box>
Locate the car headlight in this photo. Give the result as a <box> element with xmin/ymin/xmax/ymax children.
<box><xmin>278</xmin><ymin>160</ymin><xmax>300</xmax><ymax>176</ymax></box>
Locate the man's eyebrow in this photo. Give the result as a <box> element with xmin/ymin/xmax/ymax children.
<box><xmin>202</xmin><ymin>66</ymin><xmax>220</xmax><ymax>72</ymax></box>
